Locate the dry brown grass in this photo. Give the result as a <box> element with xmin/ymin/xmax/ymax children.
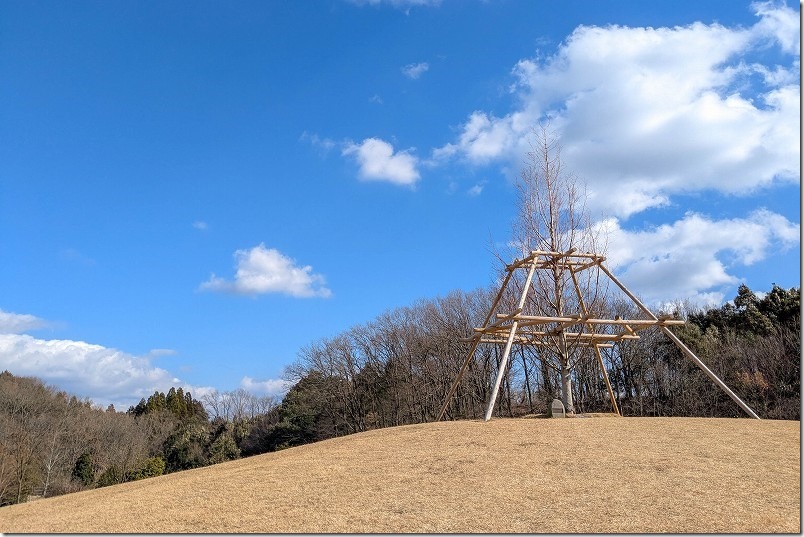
<box><xmin>1</xmin><ymin>416</ymin><xmax>799</xmax><ymax>533</ymax></box>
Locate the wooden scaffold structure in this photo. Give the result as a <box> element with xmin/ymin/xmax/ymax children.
<box><xmin>437</xmin><ymin>249</ymin><xmax>760</xmax><ymax>421</ymax></box>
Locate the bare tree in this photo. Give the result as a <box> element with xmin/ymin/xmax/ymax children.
<box><xmin>511</xmin><ymin>125</ymin><xmax>604</xmax><ymax>414</ymax></box>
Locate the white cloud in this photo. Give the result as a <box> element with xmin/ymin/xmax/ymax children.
<box><xmin>597</xmin><ymin>209</ymin><xmax>800</xmax><ymax>306</ymax></box>
<box><xmin>192</xmin><ymin>220</ymin><xmax>208</xmax><ymax>231</ymax></box>
<box><xmin>434</xmin><ymin>111</ymin><xmax>521</xmax><ymax>165</ymax></box>
<box><xmin>751</xmin><ymin>0</ymin><xmax>800</xmax><ymax>54</ymax></box>
<box><xmin>240</xmin><ymin>376</ymin><xmax>293</xmax><ymax>397</ymax></box>
<box><xmin>434</xmin><ymin>4</ymin><xmax>800</xmax><ymax>218</ymax></box>
<box><xmin>0</xmin><ymin>312</ymin><xmax>283</xmax><ymax>411</ymax></box>
<box><xmin>343</xmin><ymin>137</ymin><xmax>421</xmax><ymax>186</ymax></box>
<box><xmin>0</xmin><ymin>309</ymin><xmax>48</xmax><ymax>334</ymax></box>
<box><xmin>0</xmin><ymin>332</ymin><xmax>211</xmax><ymax>410</ymax></box>
<box><xmin>402</xmin><ymin>62</ymin><xmax>430</xmax><ymax>79</ymax></box>
<box><xmin>200</xmin><ymin>243</ymin><xmax>332</xmax><ymax>298</ymax></box>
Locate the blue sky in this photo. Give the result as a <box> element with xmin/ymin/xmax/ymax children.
<box><xmin>0</xmin><ymin>0</ymin><xmax>799</xmax><ymax>410</ymax></box>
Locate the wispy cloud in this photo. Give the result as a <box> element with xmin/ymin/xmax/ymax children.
<box><xmin>752</xmin><ymin>0</ymin><xmax>799</xmax><ymax>53</ymax></box>
<box><xmin>0</xmin><ymin>309</ymin><xmax>48</xmax><ymax>334</ymax></box>
<box><xmin>347</xmin><ymin>0</ymin><xmax>442</xmax><ymax>10</ymax></box>
<box><xmin>146</xmin><ymin>348</ymin><xmax>178</xmax><ymax>358</ymax></box>
<box><xmin>300</xmin><ymin>131</ymin><xmax>337</xmax><ymax>154</ymax></box>
<box><xmin>192</xmin><ymin>220</ymin><xmax>209</xmax><ymax>231</ymax></box>
<box><xmin>59</xmin><ymin>248</ymin><xmax>96</xmax><ymax>266</ymax></box>
<box><xmin>343</xmin><ymin>137</ymin><xmax>421</xmax><ymax>186</ymax></box>
<box><xmin>402</xmin><ymin>62</ymin><xmax>430</xmax><ymax>79</ymax></box>
<box><xmin>467</xmin><ymin>182</ymin><xmax>485</xmax><ymax>197</ymax></box>
<box><xmin>200</xmin><ymin>243</ymin><xmax>332</xmax><ymax>298</ymax></box>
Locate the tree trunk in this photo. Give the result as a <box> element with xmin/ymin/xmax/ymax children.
<box><xmin>521</xmin><ymin>348</ymin><xmax>534</xmax><ymax>412</ymax></box>
<box><xmin>560</xmin><ymin>361</ymin><xmax>575</xmax><ymax>414</ymax></box>
<box><xmin>558</xmin><ymin>334</ymin><xmax>575</xmax><ymax>414</ymax></box>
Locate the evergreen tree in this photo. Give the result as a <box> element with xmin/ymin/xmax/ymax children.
<box><xmin>96</xmin><ymin>465</ymin><xmax>123</xmax><ymax>488</ymax></box>
<box><xmin>127</xmin><ymin>456</ymin><xmax>166</xmax><ymax>481</ymax></box>
<box><xmin>208</xmin><ymin>433</ymin><xmax>240</xmax><ymax>464</ymax></box>
<box><xmin>71</xmin><ymin>452</ymin><xmax>94</xmax><ymax>486</ymax></box>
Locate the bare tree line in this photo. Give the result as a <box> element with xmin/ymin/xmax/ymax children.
<box><xmin>0</xmin><ymin>373</ymin><xmax>157</xmax><ymax>505</ymax></box>
<box><xmin>201</xmin><ymin>388</ymin><xmax>277</xmax><ymax>422</ymax></box>
<box><xmin>286</xmin><ymin>283</ymin><xmax>800</xmax><ymax>437</ymax></box>
<box><xmin>0</xmin><ymin>376</ymin><xmax>280</xmax><ymax>506</ymax></box>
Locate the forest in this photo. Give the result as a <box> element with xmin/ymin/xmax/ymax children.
<box><xmin>0</xmin><ymin>282</ymin><xmax>799</xmax><ymax>507</ymax></box>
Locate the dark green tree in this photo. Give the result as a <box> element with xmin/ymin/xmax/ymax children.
<box><xmin>96</xmin><ymin>465</ymin><xmax>123</xmax><ymax>488</ymax></box>
<box><xmin>734</xmin><ymin>284</ymin><xmax>774</xmax><ymax>335</ymax></box>
<box><xmin>127</xmin><ymin>456</ymin><xmax>166</xmax><ymax>481</ymax></box>
<box><xmin>163</xmin><ymin>422</ymin><xmax>209</xmax><ymax>472</ymax></box>
<box><xmin>71</xmin><ymin>452</ymin><xmax>94</xmax><ymax>486</ymax></box>
<box><xmin>208</xmin><ymin>433</ymin><xmax>240</xmax><ymax>464</ymax></box>
<box><xmin>144</xmin><ymin>391</ymin><xmax>167</xmax><ymax>414</ymax></box>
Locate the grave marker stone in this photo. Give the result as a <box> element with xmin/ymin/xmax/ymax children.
<box><xmin>551</xmin><ymin>398</ymin><xmax>565</xmax><ymax>418</ymax></box>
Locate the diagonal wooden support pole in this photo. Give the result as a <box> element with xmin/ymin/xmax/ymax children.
<box><xmin>593</xmin><ymin>344</ymin><xmax>620</xmax><ymax>416</ymax></box>
<box><xmin>484</xmin><ymin>258</ymin><xmax>538</xmax><ymax>421</ymax></box>
<box><xmin>568</xmin><ymin>264</ymin><xmax>620</xmax><ymax>416</ymax></box>
<box><xmin>660</xmin><ymin>326</ymin><xmax>760</xmax><ymax>419</ymax></box>
<box><xmin>598</xmin><ymin>263</ymin><xmax>760</xmax><ymax>419</ymax></box>
<box><xmin>436</xmin><ymin>268</ymin><xmax>515</xmax><ymax>421</ymax></box>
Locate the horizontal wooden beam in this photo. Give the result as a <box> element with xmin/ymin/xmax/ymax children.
<box><xmin>505</xmin><ymin>250</ymin><xmax>607</xmax><ymax>272</ymax></box>
<box><xmin>476</xmin><ymin>327</ymin><xmax>641</xmax><ymax>341</ymax></box>
<box><xmin>492</xmin><ymin>314</ymin><xmax>684</xmax><ymax>327</ymax></box>
<box><xmin>486</xmin><ymin>313</ymin><xmax>686</xmax><ymax>330</ymax></box>
<box><xmin>477</xmin><ymin>337</ymin><xmax>615</xmax><ymax>348</ymax></box>
<box><xmin>529</xmin><ymin>250</ymin><xmax>603</xmax><ymax>260</ymax></box>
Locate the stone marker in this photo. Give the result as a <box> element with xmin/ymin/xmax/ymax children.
<box><xmin>551</xmin><ymin>398</ymin><xmax>565</xmax><ymax>418</ymax></box>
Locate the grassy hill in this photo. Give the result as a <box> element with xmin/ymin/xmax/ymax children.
<box><xmin>2</xmin><ymin>416</ymin><xmax>799</xmax><ymax>533</ymax></box>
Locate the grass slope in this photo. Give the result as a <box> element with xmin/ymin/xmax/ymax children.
<box><xmin>1</xmin><ymin>416</ymin><xmax>800</xmax><ymax>533</ymax></box>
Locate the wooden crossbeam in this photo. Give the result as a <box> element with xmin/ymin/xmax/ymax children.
<box><xmin>505</xmin><ymin>250</ymin><xmax>605</xmax><ymax>272</ymax></box>
<box><xmin>476</xmin><ymin>330</ymin><xmax>641</xmax><ymax>343</ymax></box>
<box><xmin>478</xmin><ymin>337</ymin><xmax>615</xmax><ymax>349</ymax></box>
<box><xmin>492</xmin><ymin>314</ymin><xmax>685</xmax><ymax>327</ymax></box>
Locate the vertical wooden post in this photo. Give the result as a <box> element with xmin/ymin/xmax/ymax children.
<box><xmin>484</xmin><ymin>256</ymin><xmax>538</xmax><ymax>421</ymax></box>
<box><xmin>598</xmin><ymin>264</ymin><xmax>760</xmax><ymax>420</ymax></box>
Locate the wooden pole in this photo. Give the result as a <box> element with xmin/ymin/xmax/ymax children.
<box><xmin>594</xmin><ymin>344</ymin><xmax>620</xmax><ymax>416</ymax></box>
<box><xmin>483</xmin><ymin>258</ymin><xmax>538</xmax><ymax>421</ymax></box>
<box><xmin>484</xmin><ymin>317</ymin><xmax>520</xmax><ymax>421</ymax></box>
<box><xmin>436</xmin><ymin>268</ymin><xmax>515</xmax><ymax>421</ymax></box>
<box><xmin>598</xmin><ymin>263</ymin><xmax>760</xmax><ymax>419</ymax></box>
<box><xmin>496</xmin><ymin>315</ymin><xmax>685</xmax><ymax>326</ymax></box>
<box><xmin>569</xmin><ymin>265</ymin><xmax>620</xmax><ymax>416</ymax></box>
<box><xmin>660</xmin><ymin>326</ymin><xmax>760</xmax><ymax>420</ymax></box>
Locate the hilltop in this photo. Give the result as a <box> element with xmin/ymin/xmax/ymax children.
<box><xmin>2</xmin><ymin>416</ymin><xmax>799</xmax><ymax>533</ymax></box>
